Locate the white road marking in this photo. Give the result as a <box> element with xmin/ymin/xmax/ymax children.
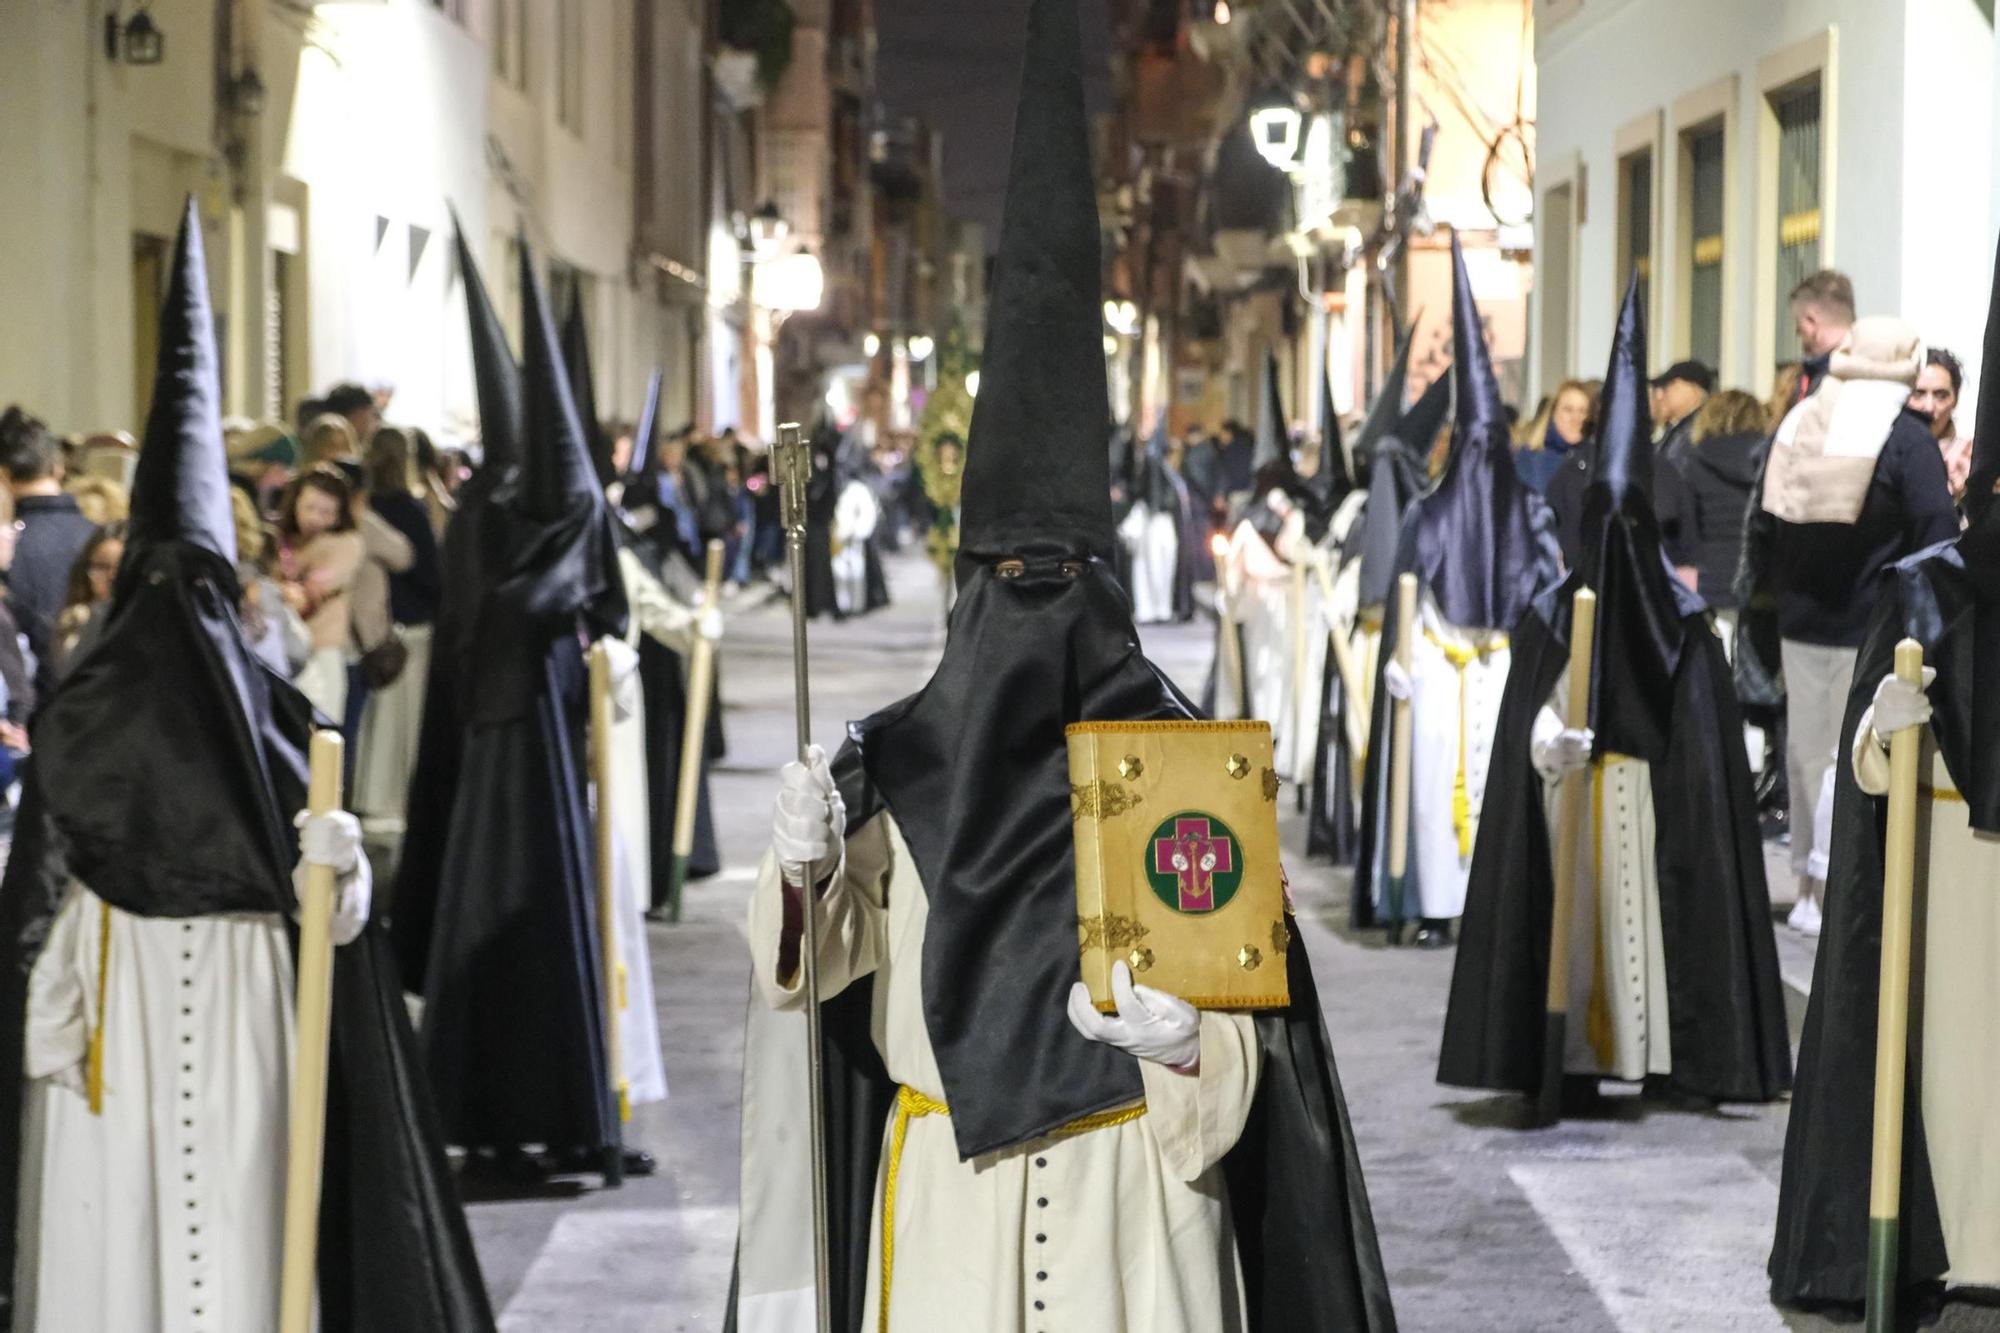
<box><xmin>500</xmin><ymin>1206</ymin><xmax>737</xmax><ymax>1332</ymax></box>
<box><xmin>1510</xmin><ymin>1154</ymin><xmax>1788</xmax><ymax>1332</ymax></box>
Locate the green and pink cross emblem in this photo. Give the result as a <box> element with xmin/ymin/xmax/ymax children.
<box><xmin>1144</xmin><ymin>811</ymin><xmax>1245</xmax><ymax>915</ymax></box>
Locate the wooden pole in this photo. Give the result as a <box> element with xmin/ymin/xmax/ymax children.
<box><xmin>1864</xmin><ymin>639</ymin><xmax>1928</xmax><ymax>1333</ymax></box>
<box><xmin>278</xmin><ymin>730</ymin><xmax>344</xmax><ymax>1333</ymax></box>
<box><xmin>1536</xmin><ymin>586</ymin><xmax>1598</xmax><ymax>1125</ymax></box>
<box><xmin>1384</xmin><ymin>573</ymin><xmax>1419</xmax><ymax>933</ymax></box>
<box><xmin>588</xmin><ymin>641</ymin><xmax>628</xmax><ymax>1187</ymax></box>
<box><xmin>664</xmin><ymin>539</ymin><xmax>727</xmax><ymax>922</ymax></box>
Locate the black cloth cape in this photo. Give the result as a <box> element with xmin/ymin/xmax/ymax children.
<box><xmin>721</xmin><ymin>736</ymin><xmax>1401</xmax><ymax>1333</ymax></box>
<box><xmin>1435</xmin><ymin>570</ymin><xmax>1792</xmax><ymax>1103</ymax></box>
<box><xmin>0</xmin><ymin>689</ymin><xmax>494</xmax><ymax>1332</ymax></box>
<box><xmin>1768</xmin><ymin>538</ymin><xmax>1995</xmax><ymax>1306</ymax></box>
<box><xmin>1305</xmin><ymin>634</ymin><xmax>1360</xmax><ymax>864</ymax></box>
<box><xmin>619</xmin><ymin>528</ymin><xmax>721</xmax><ymax>905</ymax></box>
<box><xmin>394</xmin><ymin>466</ymin><xmax>625</xmax><ymax>1153</ymax></box>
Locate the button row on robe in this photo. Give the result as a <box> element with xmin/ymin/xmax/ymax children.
<box><xmin>177</xmin><ymin>923</ymin><xmax>209</xmax><ymax>1331</ymax></box>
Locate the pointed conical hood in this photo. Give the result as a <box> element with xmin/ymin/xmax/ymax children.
<box><xmin>1401</xmin><ymin>232</ymin><xmax>1553</xmax><ymax>630</ymax></box>
<box><xmin>957</xmin><ymin>0</ymin><xmax>1114</xmax><ymax>568</ymax></box>
<box><xmin>1253</xmin><ymin>349</ymin><xmax>1288</xmax><ymax>471</ymax></box>
<box><xmin>1449</xmin><ymin>234</ymin><xmax>1508</xmax><ymax>464</ymax></box>
<box><xmin>1397</xmin><ymin>366</ymin><xmax>1451</xmax><ymax>467</ymax></box>
<box><xmin>1589</xmin><ymin>272</ymin><xmax>1654</xmax><ymax>517</ymax></box>
<box><xmin>628</xmin><ymin>367</ymin><xmax>664</xmax><ymax>487</ymax></box>
<box><xmin>1313</xmin><ymin>360</ymin><xmax>1353</xmax><ymax>508</ymax></box>
<box><xmin>455</xmin><ymin>218</ymin><xmax>523</xmax><ymax>474</ymax></box>
<box><xmin>1351</xmin><ymin>330</ymin><xmax>1413</xmax><ymax>463</ymax></box>
<box><xmin>561</xmin><ymin>286</ymin><xmax>615</xmax><ymax>485</ymax></box>
<box><xmin>129</xmin><ymin>197</ymin><xmax>235</xmax><ymax>564</ymax></box>
<box><xmin>518</xmin><ymin>242</ymin><xmax>605</xmax><ymax>524</ymax></box>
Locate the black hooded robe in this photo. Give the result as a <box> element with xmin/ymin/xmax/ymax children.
<box><xmin>1434</xmin><ymin>572</ymin><xmax>1793</xmax><ymax>1103</ymax></box>
<box><xmin>1768</xmin><ymin>548</ymin><xmax>1985</xmax><ymax>1307</ymax></box>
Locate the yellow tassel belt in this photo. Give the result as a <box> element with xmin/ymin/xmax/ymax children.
<box><xmin>879</xmin><ymin>1086</ymin><xmax>1145</xmax><ymax>1331</ymax></box>
<box><xmin>1422</xmin><ymin>628</ymin><xmax>1510</xmax><ymax>860</ymax></box>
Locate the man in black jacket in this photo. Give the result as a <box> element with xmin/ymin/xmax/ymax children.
<box><xmin>1741</xmin><ymin>315</ymin><xmax>1958</xmax><ymax>936</ymax></box>
<box><xmin>0</xmin><ymin>409</ymin><xmax>97</xmax><ymax>702</ymax></box>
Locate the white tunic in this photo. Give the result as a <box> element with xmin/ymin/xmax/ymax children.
<box><xmin>1215</xmin><ymin>518</ymin><xmax>1293</xmax><ymax>729</ymax></box>
<box><xmin>1117</xmin><ymin>502</ymin><xmax>1181</xmax><ymax>626</ymax></box>
<box><xmin>744</xmin><ymin>812</ymin><xmax>1262</xmax><ymax>1333</ymax></box>
<box><xmin>1406</xmin><ymin>595</ymin><xmax>1509</xmax><ymax>920</ymax></box>
<box><xmin>16</xmin><ymin>885</ymin><xmax>294</xmax><ymax>1333</ymax></box>
<box><xmin>1530</xmin><ymin>704</ymin><xmax>1671</xmax><ymax>1081</ymax></box>
<box><xmin>833</xmin><ymin>481</ymin><xmax>881</xmax><ymax>617</ymax></box>
<box><xmin>597</xmin><ymin>637</ymin><xmax>668</xmax><ymax>1107</ymax></box>
<box><xmin>1853</xmin><ymin>710</ymin><xmax>2000</xmax><ymax>1285</ymax></box>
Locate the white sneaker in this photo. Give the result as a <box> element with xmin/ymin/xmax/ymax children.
<box><xmin>1787</xmin><ymin>894</ymin><xmax>1822</xmax><ymax>938</ymax></box>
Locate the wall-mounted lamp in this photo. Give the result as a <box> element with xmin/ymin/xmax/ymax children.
<box><xmin>105</xmin><ymin>5</ymin><xmax>165</xmax><ymax>66</ymax></box>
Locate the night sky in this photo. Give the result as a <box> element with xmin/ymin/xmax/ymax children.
<box><xmin>873</xmin><ymin>0</ymin><xmax>1114</xmax><ymax>238</ymax></box>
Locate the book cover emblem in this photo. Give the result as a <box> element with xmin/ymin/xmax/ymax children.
<box><xmin>1144</xmin><ymin>811</ymin><xmax>1244</xmax><ymax>915</ymax></box>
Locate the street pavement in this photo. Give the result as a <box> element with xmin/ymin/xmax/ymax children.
<box><xmin>466</xmin><ymin>550</ymin><xmax>2000</xmax><ymax>1332</ymax></box>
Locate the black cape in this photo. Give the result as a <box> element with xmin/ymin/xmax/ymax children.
<box><xmin>722</xmin><ymin>715</ymin><xmax>1401</xmax><ymax>1333</ymax></box>
<box><xmin>0</xmin><ymin>677</ymin><xmax>494</xmax><ymax>1333</ymax></box>
<box><xmin>1434</xmin><ymin>570</ymin><xmax>1793</xmax><ymax>1102</ymax></box>
<box><xmin>1768</xmin><ymin>539</ymin><xmax>1994</xmax><ymax>1306</ymax></box>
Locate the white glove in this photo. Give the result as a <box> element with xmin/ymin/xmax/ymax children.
<box><xmin>1265</xmin><ymin>489</ymin><xmax>1295</xmax><ymax>517</ymax></box>
<box><xmin>293</xmin><ymin>810</ymin><xmax>372</xmax><ymax>946</ymax></box>
<box><xmin>1871</xmin><ymin>668</ymin><xmax>1935</xmax><ymax>739</ymax></box>
<box><xmin>697</xmin><ymin>607</ymin><xmax>724</xmax><ymax>643</ymax></box>
<box><xmin>1533</xmin><ymin>727</ymin><xmax>1595</xmax><ymax>779</ymax></box>
<box><xmin>1381</xmin><ymin>658</ymin><xmax>1413</xmax><ymax>701</ymax></box>
<box><xmin>1066</xmin><ymin>961</ymin><xmax>1201</xmax><ymax>1071</ymax></box>
<box><xmin>772</xmin><ymin>744</ymin><xmax>845</xmax><ymax>888</ymax></box>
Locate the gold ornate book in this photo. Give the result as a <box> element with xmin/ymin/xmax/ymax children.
<box><xmin>1068</xmin><ymin>720</ymin><xmax>1290</xmax><ymax>1013</ymax></box>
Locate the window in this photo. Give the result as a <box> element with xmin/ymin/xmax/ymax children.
<box><xmin>558</xmin><ymin>1</ymin><xmax>585</xmax><ymax>134</ymax></box>
<box><xmin>1537</xmin><ymin>178</ymin><xmax>1576</xmax><ymax>393</ymax></box>
<box><xmin>1771</xmin><ymin>82</ymin><xmax>1822</xmax><ymax>357</ymax></box>
<box><xmin>1616</xmin><ymin>148</ymin><xmax>1653</xmax><ymax>293</ymax></box>
<box><xmin>1684</xmin><ymin>124</ymin><xmax>1725</xmax><ymax>369</ymax></box>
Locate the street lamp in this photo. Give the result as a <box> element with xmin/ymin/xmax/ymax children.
<box><xmin>1250</xmin><ymin>105</ymin><xmax>1304</xmax><ymax>173</ymax></box>
<box><xmin>752</xmin><ymin>250</ymin><xmax>825</xmax><ymax>313</ymax></box>
<box><xmin>105</xmin><ymin>5</ymin><xmax>165</xmax><ymax>65</ymax></box>
<box><xmin>748</xmin><ymin>200</ymin><xmax>789</xmax><ymax>258</ymax></box>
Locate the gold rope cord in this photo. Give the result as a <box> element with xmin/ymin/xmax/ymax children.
<box><xmin>1422</xmin><ymin>628</ymin><xmax>1510</xmax><ymax>860</ymax></box>
<box><xmin>85</xmin><ymin>901</ymin><xmax>110</xmax><ymax>1115</ymax></box>
<box><xmin>878</xmin><ymin>1086</ymin><xmax>1146</xmax><ymax>1330</ymax></box>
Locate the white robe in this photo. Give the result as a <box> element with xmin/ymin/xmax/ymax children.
<box><xmin>832</xmin><ymin>480</ymin><xmax>880</xmax><ymax>617</ymax></box>
<box><xmin>1215</xmin><ymin>519</ymin><xmax>1293</xmax><ymax>727</ymax></box>
<box><xmin>1853</xmin><ymin>710</ymin><xmax>2000</xmax><ymax>1285</ymax></box>
<box><xmin>352</xmin><ymin>622</ymin><xmax>433</xmax><ymax>838</ymax></box>
<box><xmin>738</xmin><ymin>811</ymin><xmax>1262</xmax><ymax>1333</ymax></box>
<box><xmin>1117</xmin><ymin>502</ymin><xmax>1181</xmax><ymax>625</ymax></box>
<box><xmin>1406</xmin><ymin>595</ymin><xmax>1510</xmax><ymax>920</ymax></box>
<box><xmin>1530</xmin><ymin>703</ymin><xmax>1671</xmax><ymax>1082</ymax></box>
<box><xmin>17</xmin><ymin>885</ymin><xmax>294</xmax><ymax>1333</ymax></box>
<box><xmin>598</xmin><ymin>637</ymin><xmax>668</xmax><ymax>1107</ymax></box>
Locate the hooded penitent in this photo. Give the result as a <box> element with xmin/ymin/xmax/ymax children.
<box><xmin>1349</xmin><ymin>238</ymin><xmax>1561</xmax><ymax>930</ymax></box>
<box><xmin>392</xmin><ymin>232</ymin><xmax>629</xmax><ymax>1168</ymax></box>
<box><xmin>1439</xmin><ymin>273</ymin><xmax>1790</xmax><ymax>1105</ymax></box>
<box><xmin>561</xmin><ymin>288</ymin><xmax>612</xmax><ymax>484</ymax></box>
<box><xmin>0</xmin><ymin>199</ymin><xmax>494</xmax><ymax>1330</ymax></box>
<box><xmin>1312</xmin><ymin>359</ymin><xmax>1355</xmax><ymax>521</ymax></box>
<box><xmin>1770</xmin><ymin>231</ymin><xmax>2000</xmax><ymax>1307</ymax></box>
<box><xmin>730</xmin><ymin>0</ymin><xmax>1395</xmax><ymax>1327</ymax></box>
<box><xmin>1395</xmin><ymin>361</ymin><xmax>1451</xmax><ymax>472</ymax></box>
<box><xmin>1348</xmin><ymin>334</ymin><xmax>1428</xmax><ymax>612</ymax></box>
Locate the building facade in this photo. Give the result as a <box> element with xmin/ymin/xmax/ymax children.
<box><xmin>1531</xmin><ymin>0</ymin><xmax>1995</xmax><ymax>412</ymax></box>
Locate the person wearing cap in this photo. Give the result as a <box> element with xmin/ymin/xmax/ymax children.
<box><xmin>1650</xmin><ymin>359</ymin><xmax>1713</xmax><ymax>473</ymax></box>
<box><xmin>1740</xmin><ymin>316</ymin><xmax>1958</xmax><ymax>937</ymax></box>
<box><xmin>1771</xmin><ymin>236</ymin><xmax>2000</xmax><ymax>1313</ymax></box>
<box><xmin>728</xmin><ymin>3</ymin><xmax>1396</xmax><ymax>1327</ymax></box>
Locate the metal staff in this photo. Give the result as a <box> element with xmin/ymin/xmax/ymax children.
<box><xmin>279</xmin><ymin>730</ymin><xmax>344</xmax><ymax>1333</ymax></box>
<box><xmin>1384</xmin><ymin>573</ymin><xmax>1419</xmax><ymax>935</ymax></box>
<box><xmin>773</xmin><ymin>422</ymin><xmax>833</xmax><ymax>1333</ymax></box>
<box><xmin>664</xmin><ymin>539</ymin><xmax>727</xmax><ymax>922</ymax></box>
<box><xmin>1865</xmin><ymin>638</ymin><xmax>1928</xmax><ymax>1333</ymax></box>
<box><xmin>1537</xmin><ymin>585</ymin><xmax>1598</xmax><ymax>1125</ymax></box>
<box><xmin>588</xmin><ymin>641</ymin><xmax>629</xmax><ymax>1186</ymax></box>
